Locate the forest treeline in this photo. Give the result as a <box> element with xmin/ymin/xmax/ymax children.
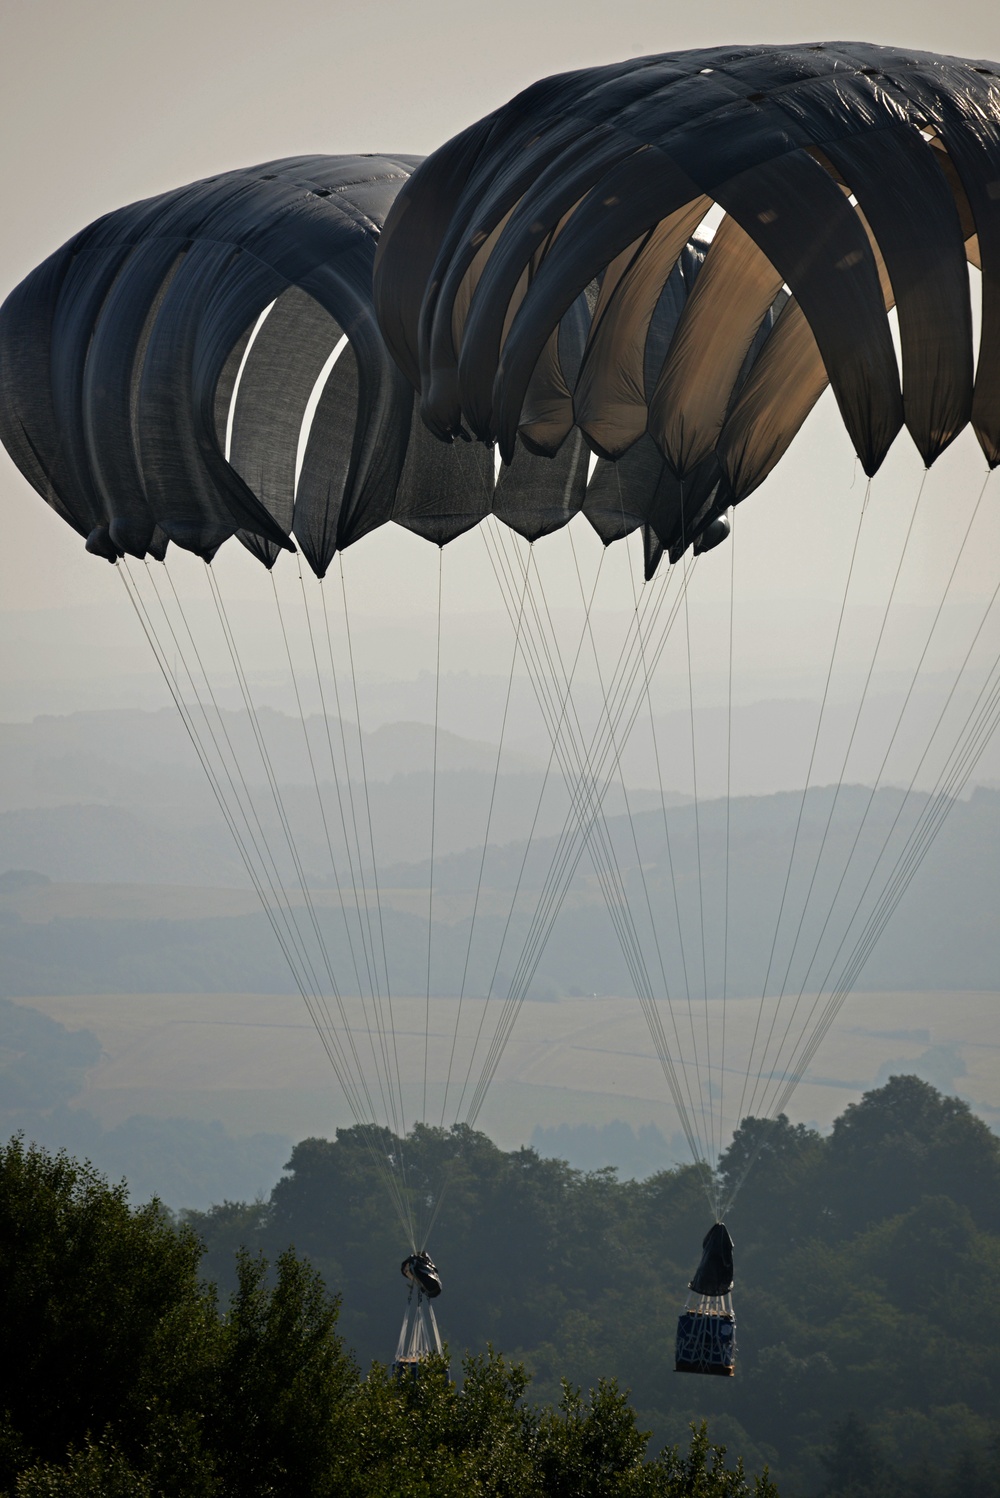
<box><xmin>3</xmin><ymin>1077</ymin><xmax>999</xmax><ymax>1495</ymax></box>
<box><xmin>186</xmin><ymin>1077</ymin><xmax>1000</xmax><ymax>1497</ymax></box>
<box><xmin>0</xmin><ymin>1136</ymin><xmax>772</xmax><ymax>1497</ymax></box>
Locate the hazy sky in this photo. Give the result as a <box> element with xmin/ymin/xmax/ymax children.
<box><xmin>2</xmin><ymin>0</ymin><xmax>1000</xmax><ymax>730</ymax></box>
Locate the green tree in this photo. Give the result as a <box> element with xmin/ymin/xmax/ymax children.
<box><xmin>0</xmin><ymin>1136</ymin><xmax>209</xmax><ymax>1487</ymax></box>
<box><xmin>208</xmin><ymin>1248</ymin><xmax>358</xmax><ymax>1497</ymax></box>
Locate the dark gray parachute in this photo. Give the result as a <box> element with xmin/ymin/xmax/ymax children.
<box><xmin>0</xmin><ymin>155</ymin><xmax>787</xmax><ymax>577</ymax></box>
<box><xmin>373</xmin><ymin>40</ymin><xmax>999</xmax><ymax>542</ymax></box>
<box><xmin>0</xmin><ymin>156</ymin><xmax>556</xmax><ymax>570</ymax></box>
<box><xmin>689</xmin><ymin>1222</ymin><xmax>735</xmax><ymax>1297</ymax></box>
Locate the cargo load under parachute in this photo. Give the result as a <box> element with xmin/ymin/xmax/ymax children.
<box><xmin>675</xmin><ymin>1224</ymin><xmax>736</xmax><ymax>1378</ymax></box>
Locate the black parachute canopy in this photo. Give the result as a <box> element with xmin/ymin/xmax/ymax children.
<box><xmin>689</xmin><ymin>1222</ymin><xmax>735</xmax><ymax>1297</ymax></box>
<box><xmin>374</xmin><ymin>41</ymin><xmax>1000</xmax><ymax>519</ymax></box>
<box><xmin>0</xmin><ymin>154</ymin><xmax>592</xmax><ymax>572</ymax></box>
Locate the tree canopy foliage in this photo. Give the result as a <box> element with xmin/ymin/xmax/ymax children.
<box><xmin>188</xmin><ymin>1077</ymin><xmax>1000</xmax><ymax>1496</ymax></box>
<box><xmin>0</xmin><ymin>1135</ymin><xmax>774</xmax><ymax>1497</ymax></box>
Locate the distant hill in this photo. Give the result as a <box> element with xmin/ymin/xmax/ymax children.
<box><xmin>0</xmin><ymin>771</ymin><xmax>997</xmax><ymax>999</ymax></box>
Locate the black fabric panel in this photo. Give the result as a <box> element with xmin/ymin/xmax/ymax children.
<box><xmin>393</xmin><ymin>405</ymin><xmax>494</xmax><ymax>544</ymax></box>
<box><xmin>293</xmin><ymin>338</ymin><xmax>359</xmax><ymax>577</ymax></box>
<box><xmin>229</xmin><ymin>288</ymin><xmax>343</xmax><ymax>567</ymax></box>
<box><xmin>300</xmin><ymin>262</ymin><xmax>417</xmax><ymax>556</ymax></box>
<box><xmin>587</xmin><ymin>436</ymin><xmax>724</xmax><ymax>553</ymax></box>
<box><xmin>135</xmin><ymin>240</ymin><xmax>292</xmax><ymax>558</ymax></box>
<box><xmin>43</xmin><ymin>240</ymin><xmax>143</xmax><ymax>549</ymax></box>
<box><xmin>430</xmin><ymin>129</ymin><xmax>639</xmax><ymax>438</ymax></box>
<box><xmin>490</xmin><ymin>156</ymin><xmax>707</xmax><ymax>460</ymax></box>
<box><xmin>82</xmin><ymin>239</ymin><xmax>187</xmax><ymax>558</ymax></box>
<box><xmin>494</xmin><ymin>428</ymin><xmax>588</xmax><ymax>540</ymax></box>
<box><xmin>213</xmin><ymin>322</ymin><xmax>254</xmax><ymax>452</ymax></box>
<box><xmin>712</xmin><ymin>150</ymin><xmax>902</xmax><ymax>475</ymax></box>
<box><xmin>373</xmin><ymin>126</ymin><xmax>498</xmax><ymax>391</ymax></box>
<box><xmin>820</xmin><ymin>126</ymin><xmax>973</xmax><ymax>464</ymax></box>
<box><xmin>643</xmin><ymin>524</ymin><xmax>665</xmax><ymax>580</ymax></box>
<box><xmin>518</xmin><ymin>291</ymin><xmax>592</xmax><ymax>456</ymax></box>
<box><xmin>689</xmin><ymin>1222</ymin><xmax>735</xmax><ymax>1297</ymax></box>
<box><xmin>0</xmin><ymin>154</ymin><xmax>436</xmax><ymax>569</ymax></box>
<box><xmin>583</xmin><ymin>448</ymin><xmax>648</xmax><ymax>542</ymax></box>
<box><xmin>0</xmin><ymin>243</ymin><xmax>93</xmax><ymax>537</ymax></box>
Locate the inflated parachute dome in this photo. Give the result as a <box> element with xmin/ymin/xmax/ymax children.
<box><xmin>0</xmin><ymin>153</ymin><xmax>640</xmax><ymax>572</ymax></box>
<box><xmin>374</xmin><ymin>40</ymin><xmax>1000</xmax><ymax>563</ymax></box>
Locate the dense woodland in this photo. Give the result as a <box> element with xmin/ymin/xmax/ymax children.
<box><xmin>188</xmin><ymin>1077</ymin><xmax>1000</xmax><ymax>1497</ymax></box>
<box><xmin>3</xmin><ymin>1077</ymin><xmax>999</xmax><ymax>1494</ymax></box>
<box><xmin>0</xmin><ymin>1137</ymin><xmax>771</xmax><ymax>1497</ymax></box>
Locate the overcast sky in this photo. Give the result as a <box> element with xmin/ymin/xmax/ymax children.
<box><xmin>2</xmin><ymin>0</ymin><xmax>1000</xmax><ymax>741</ymax></box>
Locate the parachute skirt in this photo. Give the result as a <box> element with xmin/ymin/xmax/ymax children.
<box><xmin>675</xmin><ymin>1294</ymin><xmax>737</xmax><ymax>1378</ymax></box>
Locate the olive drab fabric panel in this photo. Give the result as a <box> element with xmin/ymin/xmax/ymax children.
<box><xmin>374</xmin><ymin>40</ymin><xmax>1000</xmax><ymax>550</ymax></box>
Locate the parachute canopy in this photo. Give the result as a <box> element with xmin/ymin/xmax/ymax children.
<box><xmin>689</xmin><ymin>1222</ymin><xmax>735</xmax><ymax>1297</ymax></box>
<box><xmin>373</xmin><ymin>41</ymin><xmax>1000</xmax><ymax>517</ymax></box>
<box><xmin>401</xmin><ymin>1250</ymin><xmax>443</xmax><ymax>1298</ymax></box>
<box><xmin>0</xmin><ymin>154</ymin><xmax>603</xmax><ymax>571</ymax></box>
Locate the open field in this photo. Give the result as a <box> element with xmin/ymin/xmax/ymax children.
<box><xmin>15</xmin><ymin>987</ymin><xmax>999</xmax><ymax>1156</ymax></box>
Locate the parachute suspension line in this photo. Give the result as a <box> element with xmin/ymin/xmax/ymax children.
<box><xmin>734</xmin><ymin>481</ymin><xmax>869</xmax><ymax>1133</ymax></box>
<box><xmin>783</xmin><ymin>466</ymin><xmax>995</xmax><ymax>1024</ymax></box>
<box><xmin>719</xmin><ymin>505</ymin><xmax>737</xmax><ymax>1205</ymax></box>
<box><xmin>296</xmin><ymin>572</ymin><xmax>383</xmax><ymax>1042</ymax></box>
<box><xmin>316</xmin><ymin>569</ymin><xmax>414</xmax><ymax>1233</ymax></box>
<box><xmin>741</xmin><ymin>465</ymin><xmax>930</xmax><ymax>1122</ymax></box>
<box><xmin>313</xmin><ymin>577</ymin><xmax>412</xmax><ymax>1177</ymax></box>
<box><xmin>723</xmin><ymin>595</ymin><xmax>1000</xmax><ymax>1216</ymax></box>
<box><xmin>467</xmin><ymin>518</ymin><xmax>699</xmax><ymax>1142</ymax></box>
<box><xmin>571</xmin><ymin>523</ymin><xmax>713</xmax><ymax>1177</ymax></box>
<box><xmin>609</xmin><ymin>474</ymin><xmax>704</xmax><ymax>1174</ymax></box>
<box><xmin>469</xmin><ymin>526</ymin><xmax>713</xmax><ymax>1191</ymax></box>
<box><xmin>117</xmin><ymin>562</ymin><xmax>320</xmax><ymax>1000</ymax></box>
<box><xmin>120</xmin><ymin>560</ymin><xmax>413</xmax><ymax>1241</ymax></box>
<box><xmin>331</xmin><ymin>555</ymin><xmax>416</xmax><ymax>1238</ymax></box>
<box><xmin>477</xmin><ymin>523</ymin><xmax>696</xmax><ymax>1108</ymax></box>
<box><xmin>680</xmin><ymin>532</ymin><xmax>715</xmax><ymax>1175</ymax></box>
<box><xmin>460</xmin><ymin>531</ymin><xmax>609</xmax><ymax>1128</ymax></box>
<box><xmin>304</xmin><ymin>577</ymin><xmax>409</xmax><ymax>1152</ymax></box>
<box><xmin>461</xmin><ymin>521</ymin><xmax>669</xmax><ymax>1129</ymax></box>
<box><xmin>762</xmin><ymin>472</ymin><xmax>1000</xmax><ymax>1117</ymax></box>
<box><xmin>204</xmin><ymin>563</ymin><xmax>415</xmax><ymax>1240</ymax></box>
<box><xmin>524</xmin><ymin>532</ymin><xmax>661</xmax><ymax>1043</ymax></box>
<box><xmin>337</xmin><ymin>555</ymin><xmax>396</xmax><ymax>1065</ymax></box>
<box><xmin>741</xmin><ymin>467</ymin><xmax>928</xmax><ymax>1124</ymax></box>
<box><xmin>269</xmin><ymin>569</ymin><xmax>404</xmax><ymax>1152</ymax></box>
<box><xmin>567</xmin><ymin>521</ymin><xmax>716</xmax><ymax>1198</ymax></box>
<box><xmin>293</xmin><ymin>568</ymin><xmax>371</xmax><ymax>1002</ymax></box>
<box><xmin>422</xmin><ymin>550</ymin><xmax>530</xmax><ymax>1251</ymax></box>
<box><xmin>204</xmin><ymin>564</ymin><xmax>413</xmax><ymax>1240</ymax></box>
<box><xmin>532</xmin><ymin>532</ymin><xmax>674</xmax><ymax>1086</ymax></box>
<box><xmin>674</xmin><ymin>480</ymin><xmax>717</xmax><ymax>1180</ymax></box>
<box><xmin>139</xmin><ymin>560</ymin><xmax>323</xmax><ymax>997</ymax></box>
<box><xmin>439</xmin><ymin>547</ymin><xmax>530</xmax><ymax>1129</ymax></box>
<box><xmin>320</xmin><ymin>573</ymin><xmax>394</xmax><ymax>1021</ymax></box>
<box><xmin>721</xmin><ymin>467</ymin><xmax>1000</xmax><ymax>1214</ymax></box>
<box><xmin>423</xmin><ymin>549</ymin><xmax>444</xmax><ymax>1124</ymax></box>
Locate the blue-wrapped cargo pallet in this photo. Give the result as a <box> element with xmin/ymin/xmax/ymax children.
<box><xmin>675</xmin><ymin>1307</ymin><xmax>737</xmax><ymax>1377</ymax></box>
